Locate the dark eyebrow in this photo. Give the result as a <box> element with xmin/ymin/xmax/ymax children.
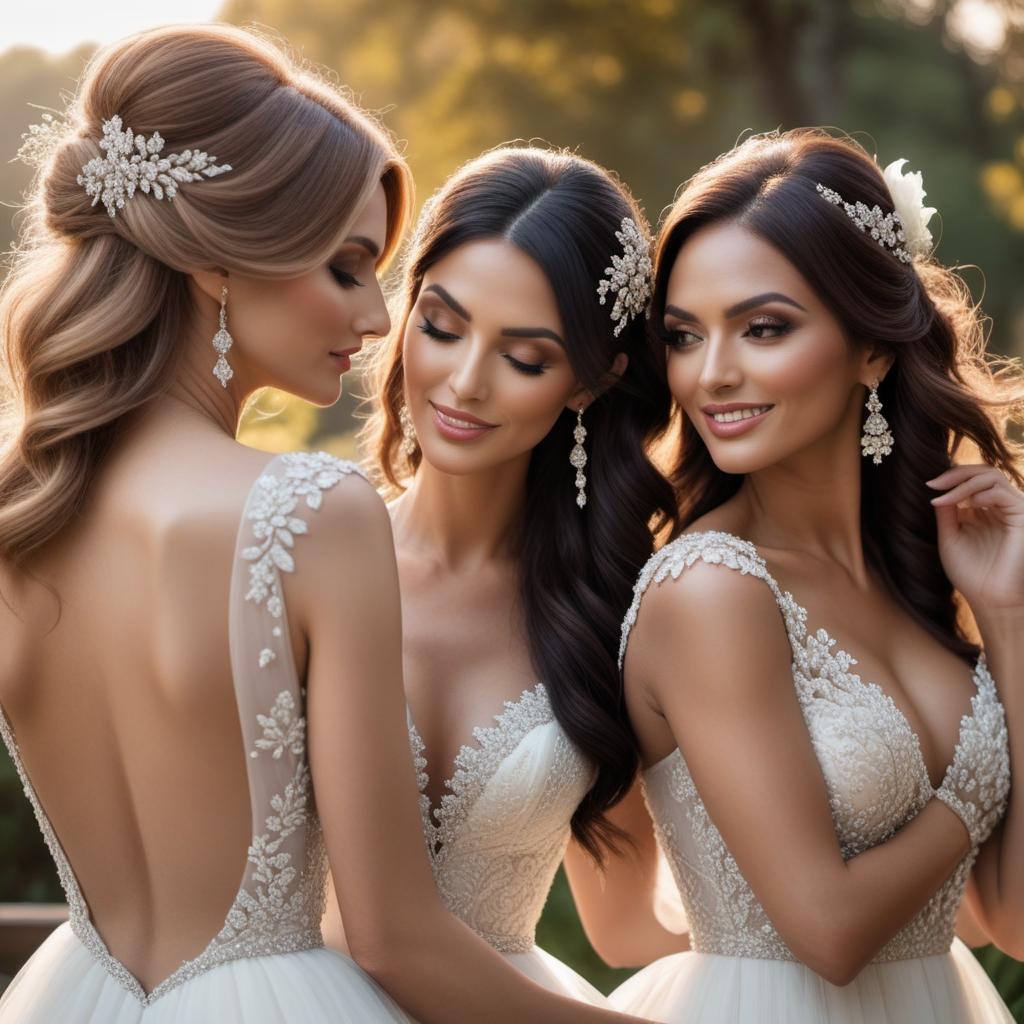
<box><xmin>344</xmin><ymin>235</ymin><xmax>380</xmax><ymax>259</ymax></box>
<box><xmin>724</xmin><ymin>292</ymin><xmax>807</xmax><ymax>318</ymax></box>
<box><xmin>424</xmin><ymin>284</ymin><xmax>472</xmax><ymax>321</ymax></box>
<box><xmin>501</xmin><ymin>326</ymin><xmax>565</xmax><ymax>346</ymax></box>
<box><xmin>665</xmin><ymin>304</ymin><xmax>700</xmax><ymax>323</ymax></box>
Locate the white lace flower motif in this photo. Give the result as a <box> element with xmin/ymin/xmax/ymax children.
<box><xmin>254</xmin><ymin>691</ymin><xmax>306</xmax><ymax>760</ymax></box>
<box><xmin>882</xmin><ymin>159</ymin><xmax>937</xmax><ymax>257</ymax></box>
<box><xmin>76</xmin><ymin>114</ymin><xmax>232</xmax><ymax>218</ymax></box>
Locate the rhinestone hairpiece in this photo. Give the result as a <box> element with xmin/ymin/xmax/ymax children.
<box><xmin>77</xmin><ymin>115</ymin><xmax>232</xmax><ymax>218</ymax></box>
<box><xmin>815</xmin><ymin>183</ymin><xmax>912</xmax><ymax>264</ymax></box>
<box><xmin>596</xmin><ymin>217</ymin><xmax>653</xmax><ymax>337</ymax></box>
<box><xmin>15</xmin><ymin>110</ymin><xmax>72</xmax><ymax>168</ymax></box>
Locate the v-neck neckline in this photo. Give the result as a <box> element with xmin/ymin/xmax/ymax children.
<box><xmin>687</xmin><ymin>530</ymin><xmax>982</xmax><ymax>793</ymax></box>
<box><xmin>406</xmin><ymin>682</ymin><xmax>551</xmax><ymax>858</ymax></box>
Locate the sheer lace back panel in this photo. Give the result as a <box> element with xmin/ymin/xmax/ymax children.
<box><xmin>0</xmin><ymin>451</ymin><xmax>362</xmax><ymax>1006</ymax></box>
<box><xmin>407</xmin><ymin>685</ymin><xmax>595</xmax><ymax>952</ymax></box>
<box><xmin>619</xmin><ymin>530</ymin><xmax>1010</xmax><ymax>963</ymax></box>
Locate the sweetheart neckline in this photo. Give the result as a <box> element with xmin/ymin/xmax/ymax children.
<box><xmin>638</xmin><ymin>529</ymin><xmax>987</xmax><ymax>797</ymax></box>
<box><xmin>406</xmin><ymin>681</ymin><xmax>552</xmax><ymax>856</ymax></box>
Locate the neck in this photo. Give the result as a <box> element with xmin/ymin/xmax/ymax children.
<box><xmin>162</xmin><ymin>295</ymin><xmax>260</xmax><ymax>438</ymax></box>
<box><xmin>733</xmin><ymin>404</ymin><xmax>869</xmax><ymax>577</ymax></box>
<box><xmin>392</xmin><ymin>453</ymin><xmax>531</xmax><ymax>570</ymax></box>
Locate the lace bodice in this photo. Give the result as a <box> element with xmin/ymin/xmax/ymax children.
<box><xmin>0</xmin><ymin>452</ymin><xmax>363</xmax><ymax>1005</ymax></box>
<box><xmin>619</xmin><ymin>530</ymin><xmax>1010</xmax><ymax>963</ymax></box>
<box><xmin>407</xmin><ymin>684</ymin><xmax>594</xmax><ymax>953</ymax></box>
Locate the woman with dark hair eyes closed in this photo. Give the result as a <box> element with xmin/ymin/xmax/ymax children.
<box><xmin>321</xmin><ymin>144</ymin><xmax>687</xmax><ymax>1000</ymax></box>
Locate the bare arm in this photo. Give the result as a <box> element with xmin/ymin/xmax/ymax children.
<box><xmin>929</xmin><ymin>465</ymin><xmax>1024</xmax><ymax>957</ymax></box>
<box><xmin>294</xmin><ymin>476</ymin><xmax>650</xmax><ymax>1024</ymax></box>
<box><xmin>963</xmin><ymin>611</ymin><xmax>1024</xmax><ymax>957</ymax></box>
<box><xmin>564</xmin><ymin>781</ymin><xmax>689</xmax><ymax>968</ymax></box>
<box><xmin>628</xmin><ymin>561</ymin><xmax>970</xmax><ymax>987</ymax></box>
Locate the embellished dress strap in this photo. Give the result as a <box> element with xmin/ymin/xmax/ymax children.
<box><xmin>619</xmin><ymin>529</ymin><xmax>793</xmax><ymax>669</ymax></box>
<box><xmin>207</xmin><ymin>452</ymin><xmax>367</xmax><ymax>971</ymax></box>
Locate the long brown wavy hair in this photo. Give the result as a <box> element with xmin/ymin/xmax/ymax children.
<box><xmin>0</xmin><ymin>24</ymin><xmax>412</xmax><ymax>566</ymax></box>
<box><xmin>363</xmin><ymin>147</ymin><xmax>679</xmax><ymax>857</ymax></box>
<box><xmin>655</xmin><ymin>129</ymin><xmax>1024</xmax><ymax>660</ymax></box>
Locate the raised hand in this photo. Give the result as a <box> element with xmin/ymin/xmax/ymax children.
<box><xmin>928</xmin><ymin>464</ymin><xmax>1024</xmax><ymax>615</ymax></box>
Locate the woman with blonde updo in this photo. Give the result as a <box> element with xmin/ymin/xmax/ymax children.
<box><xmin>0</xmin><ymin>24</ymin><xmax>655</xmax><ymax>1024</ymax></box>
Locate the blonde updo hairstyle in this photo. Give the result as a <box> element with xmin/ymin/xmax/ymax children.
<box><xmin>0</xmin><ymin>24</ymin><xmax>412</xmax><ymax>565</ymax></box>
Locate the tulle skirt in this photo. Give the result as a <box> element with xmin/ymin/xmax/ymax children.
<box><xmin>608</xmin><ymin>939</ymin><xmax>1012</xmax><ymax>1023</ymax></box>
<box><xmin>503</xmin><ymin>944</ymin><xmax>607</xmax><ymax>1004</ymax></box>
<box><xmin>0</xmin><ymin>923</ymin><xmax>412</xmax><ymax>1023</ymax></box>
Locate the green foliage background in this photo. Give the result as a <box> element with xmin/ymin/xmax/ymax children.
<box><xmin>1</xmin><ymin>0</ymin><xmax>1023</xmax><ymax>1012</ymax></box>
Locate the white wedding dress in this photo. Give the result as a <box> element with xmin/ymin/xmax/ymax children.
<box><xmin>610</xmin><ymin>530</ymin><xmax>1013</xmax><ymax>1024</ymax></box>
<box><xmin>0</xmin><ymin>453</ymin><xmax>412</xmax><ymax>1022</ymax></box>
<box><xmin>407</xmin><ymin>684</ymin><xmax>608</xmax><ymax>1003</ymax></box>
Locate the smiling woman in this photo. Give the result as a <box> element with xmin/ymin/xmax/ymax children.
<box><xmin>601</xmin><ymin>127</ymin><xmax>1024</xmax><ymax>1024</ymax></box>
<box><xmin>346</xmin><ymin>145</ymin><xmax>682</xmax><ymax>1003</ymax></box>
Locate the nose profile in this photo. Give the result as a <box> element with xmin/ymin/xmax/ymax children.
<box><xmin>698</xmin><ymin>334</ymin><xmax>742</xmax><ymax>393</ymax></box>
<box><xmin>448</xmin><ymin>339</ymin><xmax>489</xmax><ymax>403</ymax></box>
<box><xmin>355</xmin><ymin>276</ymin><xmax>392</xmax><ymax>340</ymax></box>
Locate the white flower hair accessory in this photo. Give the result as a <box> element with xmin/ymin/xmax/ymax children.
<box><xmin>77</xmin><ymin>115</ymin><xmax>233</xmax><ymax>218</ymax></box>
<box><xmin>882</xmin><ymin>158</ymin><xmax>937</xmax><ymax>257</ymax></box>
<box><xmin>596</xmin><ymin>217</ymin><xmax>653</xmax><ymax>337</ymax></box>
<box><xmin>815</xmin><ymin>157</ymin><xmax>936</xmax><ymax>265</ymax></box>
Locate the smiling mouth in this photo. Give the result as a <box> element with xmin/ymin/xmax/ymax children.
<box><xmin>430</xmin><ymin>402</ymin><xmax>497</xmax><ymax>430</ymax></box>
<box><xmin>708</xmin><ymin>404</ymin><xmax>773</xmax><ymax>423</ymax></box>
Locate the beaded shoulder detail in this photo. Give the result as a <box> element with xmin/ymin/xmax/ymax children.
<box><xmin>0</xmin><ymin>451</ymin><xmax>365</xmax><ymax>1006</ymax></box>
<box><xmin>619</xmin><ymin>530</ymin><xmax>776</xmax><ymax>668</ymax></box>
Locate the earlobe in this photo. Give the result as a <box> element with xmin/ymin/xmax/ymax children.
<box><xmin>860</xmin><ymin>347</ymin><xmax>894</xmax><ymax>387</ymax></box>
<box><xmin>564</xmin><ymin>351</ymin><xmax>630</xmax><ymax>413</ymax></box>
<box><xmin>189</xmin><ymin>269</ymin><xmax>230</xmax><ymax>304</ymax></box>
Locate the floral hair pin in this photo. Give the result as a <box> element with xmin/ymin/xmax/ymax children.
<box><xmin>596</xmin><ymin>216</ymin><xmax>654</xmax><ymax>337</ymax></box>
<box><xmin>77</xmin><ymin>114</ymin><xmax>233</xmax><ymax>218</ymax></box>
<box><xmin>815</xmin><ymin>159</ymin><xmax>937</xmax><ymax>264</ymax></box>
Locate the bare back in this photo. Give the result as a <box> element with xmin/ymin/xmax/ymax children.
<box><xmin>0</xmin><ymin>407</ymin><xmax>297</xmax><ymax>991</ymax></box>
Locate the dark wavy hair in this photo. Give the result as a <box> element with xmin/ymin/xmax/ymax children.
<box><xmin>655</xmin><ymin>129</ymin><xmax>1024</xmax><ymax>660</ymax></box>
<box><xmin>363</xmin><ymin>146</ymin><xmax>678</xmax><ymax>857</ymax></box>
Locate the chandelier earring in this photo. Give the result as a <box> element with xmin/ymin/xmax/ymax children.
<box><xmin>399</xmin><ymin>403</ymin><xmax>418</xmax><ymax>457</ymax></box>
<box><xmin>569</xmin><ymin>406</ymin><xmax>588</xmax><ymax>509</ymax></box>
<box><xmin>212</xmin><ymin>285</ymin><xmax>234</xmax><ymax>388</ymax></box>
<box><xmin>861</xmin><ymin>381</ymin><xmax>894</xmax><ymax>464</ymax></box>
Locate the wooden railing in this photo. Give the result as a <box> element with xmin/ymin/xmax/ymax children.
<box><xmin>0</xmin><ymin>904</ymin><xmax>67</xmax><ymax>979</ymax></box>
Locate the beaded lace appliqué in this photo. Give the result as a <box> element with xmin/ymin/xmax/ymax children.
<box><xmin>622</xmin><ymin>529</ymin><xmax>1011</xmax><ymax>963</ymax></box>
<box><xmin>0</xmin><ymin>452</ymin><xmax>363</xmax><ymax>1005</ymax></box>
<box><xmin>408</xmin><ymin>683</ymin><xmax>593</xmax><ymax>953</ymax></box>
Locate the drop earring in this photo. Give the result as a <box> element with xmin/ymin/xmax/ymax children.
<box><xmin>399</xmin><ymin>404</ymin><xmax>418</xmax><ymax>457</ymax></box>
<box><xmin>570</xmin><ymin>406</ymin><xmax>588</xmax><ymax>508</ymax></box>
<box><xmin>861</xmin><ymin>381</ymin><xmax>893</xmax><ymax>464</ymax></box>
<box><xmin>212</xmin><ymin>285</ymin><xmax>233</xmax><ymax>388</ymax></box>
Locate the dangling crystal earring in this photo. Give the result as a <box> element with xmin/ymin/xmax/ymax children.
<box><xmin>569</xmin><ymin>406</ymin><xmax>588</xmax><ymax>508</ymax></box>
<box><xmin>399</xmin><ymin>404</ymin><xmax>418</xmax><ymax>456</ymax></box>
<box><xmin>861</xmin><ymin>381</ymin><xmax>894</xmax><ymax>464</ymax></box>
<box><xmin>212</xmin><ymin>285</ymin><xmax>233</xmax><ymax>388</ymax></box>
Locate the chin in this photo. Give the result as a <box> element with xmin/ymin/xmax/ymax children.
<box><xmin>297</xmin><ymin>377</ymin><xmax>345</xmax><ymax>409</ymax></box>
<box><xmin>699</xmin><ymin>437</ymin><xmax>779</xmax><ymax>476</ymax></box>
<box><xmin>418</xmin><ymin>429</ymin><xmax>527</xmax><ymax>476</ymax></box>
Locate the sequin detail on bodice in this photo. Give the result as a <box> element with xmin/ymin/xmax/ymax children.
<box><xmin>619</xmin><ymin>530</ymin><xmax>1010</xmax><ymax>963</ymax></box>
<box><xmin>0</xmin><ymin>452</ymin><xmax>364</xmax><ymax>1005</ymax></box>
<box><xmin>407</xmin><ymin>684</ymin><xmax>594</xmax><ymax>953</ymax></box>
